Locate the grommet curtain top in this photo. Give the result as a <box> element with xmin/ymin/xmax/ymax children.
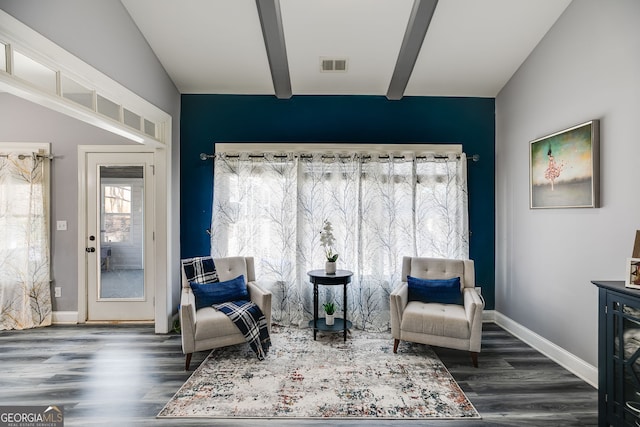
<box><xmin>201</xmin><ymin>143</ymin><xmax>478</xmax><ymax>163</ymax></box>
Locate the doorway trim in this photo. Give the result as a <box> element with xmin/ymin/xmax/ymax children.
<box><xmin>78</xmin><ymin>145</ymin><xmax>168</xmax><ymax>332</ymax></box>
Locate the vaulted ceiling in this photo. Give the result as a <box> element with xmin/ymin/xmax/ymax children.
<box><xmin>121</xmin><ymin>0</ymin><xmax>572</xmax><ymax>99</ymax></box>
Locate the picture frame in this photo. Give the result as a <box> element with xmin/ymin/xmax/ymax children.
<box><xmin>633</xmin><ymin>230</ymin><xmax>640</xmax><ymax>258</ymax></box>
<box><xmin>529</xmin><ymin>120</ymin><xmax>600</xmax><ymax>209</ymax></box>
<box><xmin>626</xmin><ymin>258</ymin><xmax>640</xmax><ymax>289</ymax></box>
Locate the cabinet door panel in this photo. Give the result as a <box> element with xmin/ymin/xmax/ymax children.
<box><xmin>609</xmin><ymin>293</ymin><xmax>640</xmax><ymax>425</ymax></box>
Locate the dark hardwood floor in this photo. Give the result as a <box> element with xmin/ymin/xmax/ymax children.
<box><xmin>0</xmin><ymin>322</ymin><xmax>597</xmax><ymax>426</ymax></box>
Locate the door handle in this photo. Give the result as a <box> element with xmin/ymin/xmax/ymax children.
<box><xmin>86</xmin><ymin>247</ymin><xmax>96</xmax><ymax>253</ymax></box>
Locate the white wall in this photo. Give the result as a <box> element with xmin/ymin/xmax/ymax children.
<box><xmin>496</xmin><ymin>0</ymin><xmax>640</xmax><ymax>367</ymax></box>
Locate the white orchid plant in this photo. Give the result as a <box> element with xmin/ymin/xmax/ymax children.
<box><xmin>319</xmin><ymin>219</ymin><xmax>339</xmax><ymax>262</ymax></box>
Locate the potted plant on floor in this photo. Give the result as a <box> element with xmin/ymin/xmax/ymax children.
<box><xmin>323</xmin><ymin>302</ymin><xmax>336</xmax><ymax>326</ymax></box>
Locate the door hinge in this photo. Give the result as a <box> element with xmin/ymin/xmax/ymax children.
<box><xmin>605</xmin><ymin>305</ymin><xmax>608</xmax><ymax>314</ymax></box>
<box><xmin>150</xmin><ymin>164</ymin><xmax>155</xmax><ymax>175</ymax></box>
<box><xmin>605</xmin><ymin>393</ymin><xmax>608</xmax><ymax>402</ymax></box>
<box><xmin>152</xmin><ymin>231</ymin><xmax>155</xmax><ymax>241</ymax></box>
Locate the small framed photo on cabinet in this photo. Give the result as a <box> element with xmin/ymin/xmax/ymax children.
<box><xmin>625</xmin><ymin>258</ymin><xmax>640</xmax><ymax>289</ymax></box>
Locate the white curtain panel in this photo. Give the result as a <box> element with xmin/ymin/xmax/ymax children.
<box><xmin>211</xmin><ymin>151</ymin><xmax>468</xmax><ymax>331</ymax></box>
<box><xmin>0</xmin><ymin>153</ymin><xmax>51</xmax><ymax>330</ymax></box>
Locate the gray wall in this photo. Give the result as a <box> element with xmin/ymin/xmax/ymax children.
<box><xmin>0</xmin><ymin>0</ymin><xmax>181</xmax><ymax>315</ymax></box>
<box><xmin>495</xmin><ymin>0</ymin><xmax>640</xmax><ymax>366</ymax></box>
<box><xmin>0</xmin><ymin>93</ymin><xmax>134</xmax><ymax>311</ymax></box>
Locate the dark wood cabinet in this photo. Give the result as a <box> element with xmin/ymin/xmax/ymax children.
<box><xmin>593</xmin><ymin>280</ymin><xmax>640</xmax><ymax>426</ymax></box>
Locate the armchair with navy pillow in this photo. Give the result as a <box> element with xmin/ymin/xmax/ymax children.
<box><xmin>179</xmin><ymin>256</ymin><xmax>272</xmax><ymax>370</ymax></box>
<box><xmin>390</xmin><ymin>256</ymin><xmax>484</xmax><ymax>367</ymax></box>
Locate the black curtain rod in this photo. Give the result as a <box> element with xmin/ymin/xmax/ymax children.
<box><xmin>201</xmin><ymin>153</ymin><xmax>479</xmax><ymax>162</ymax></box>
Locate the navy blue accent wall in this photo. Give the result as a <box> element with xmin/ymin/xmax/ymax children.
<box><xmin>180</xmin><ymin>94</ymin><xmax>495</xmax><ymax>308</ymax></box>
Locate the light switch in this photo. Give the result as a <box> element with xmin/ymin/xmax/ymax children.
<box><xmin>56</xmin><ymin>220</ymin><xmax>67</xmax><ymax>231</ymax></box>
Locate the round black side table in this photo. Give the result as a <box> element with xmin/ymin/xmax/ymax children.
<box><xmin>307</xmin><ymin>269</ymin><xmax>353</xmax><ymax>341</ymax></box>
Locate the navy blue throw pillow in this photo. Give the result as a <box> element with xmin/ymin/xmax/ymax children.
<box><xmin>407</xmin><ymin>276</ymin><xmax>463</xmax><ymax>305</ymax></box>
<box><xmin>190</xmin><ymin>275</ymin><xmax>248</xmax><ymax>309</ymax></box>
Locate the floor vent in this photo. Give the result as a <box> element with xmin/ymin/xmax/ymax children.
<box><xmin>320</xmin><ymin>57</ymin><xmax>348</xmax><ymax>72</ymax></box>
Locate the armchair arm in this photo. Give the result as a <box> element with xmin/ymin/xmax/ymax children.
<box><xmin>248</xmin><ymin>281</ymin><xmax>272</xmax><ymax>334</ymax></box>
<box><xmin>390</xmin><ymin>283</ymin><xmax>409</xmax><ymax>338</ymax></box>
<box><xmin>179</xmin><ymin>288</ymin><xmax>197</xmax><ymax>354</ymax></box>
<box><xmin>463</xmin><ymin>287</ymin><xmax>485</xmax><ymax>352</ymax></box>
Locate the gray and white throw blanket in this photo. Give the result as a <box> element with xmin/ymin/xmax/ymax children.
<box><xmin>181</xmin><ymin>256</ymin><xmax>271</xmax><ymax>360</ymax></box>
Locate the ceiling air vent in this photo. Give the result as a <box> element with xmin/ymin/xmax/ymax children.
<box><xmin>320</xmin><ymin>57</ymin><xmax>348</xmax><ymax>73</ymax></box>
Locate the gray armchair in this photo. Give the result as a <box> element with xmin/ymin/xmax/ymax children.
<box><xmin>390</xmin><ymin>256</ymin><xmax>484</xmax><ymax>367</ymax></box>
<box><xmin>180</xmin><ymin>256</ymin><xmax>272</xmax><ymax>370</ymax></box>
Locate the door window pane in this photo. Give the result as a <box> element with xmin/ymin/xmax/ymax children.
<box><xmin>98</xmin><ymin>165</ymin><xmax>144</xmax><ymax>300</ymax></box>
<box><xmin>102</xmin><ymin>184</ymin><xmax>132</xmax><ymax>243</ymax></box>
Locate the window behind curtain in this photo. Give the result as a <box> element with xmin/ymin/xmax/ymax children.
<box><xmin>210</xmin><ymin>147</ymin><xmax>468</xmax><ymax>331</ymax></box>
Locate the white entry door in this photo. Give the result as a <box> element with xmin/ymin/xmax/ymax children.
<box><xmin>86</xmin><ymin>152</ymin><xmax>155</xmax><ymax>321</ymax></box>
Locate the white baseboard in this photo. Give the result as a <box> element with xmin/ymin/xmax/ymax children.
<box><xmin>493</xmin><ymin>311</ymin><xmax>597</xmax><ymax>388</ymax></box>
<box><xmin>52</xmin><ymin>311</ymin><xmax>78</xmax><ymax>324</ymax></box>
<box><xmin>482</xmin><ymin>309</ymin><xmax>496</xmax><ymax>322</ymax></box>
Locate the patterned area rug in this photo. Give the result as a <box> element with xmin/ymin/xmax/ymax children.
<box><xmin>158</xmin><ymin>325</ymin><xmax>480</xmax><ymax>419</ymax></box>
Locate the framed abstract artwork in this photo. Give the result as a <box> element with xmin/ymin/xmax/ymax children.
<box><xmin>529</xmin><ymin>120</ymin><xmax>600</xmax><ymax>209</ymax></box>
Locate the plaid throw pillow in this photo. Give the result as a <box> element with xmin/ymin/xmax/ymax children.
<box><xmin>181</xmin><ymin>256</ymin><xmax>219</xmax><ymax>284</ymax></box>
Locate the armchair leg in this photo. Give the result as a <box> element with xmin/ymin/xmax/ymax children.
<box><xmin>470</xmin><ymin>352</ymin><xmax>479</xmax><ymax>368</ymax></box>
<box><xmin>185</xmin><ymin>353</ymin><xmax>193</xmax><ymax>371</ymax></box>
<box><xmin>393</xmin><ymin>339</ymin><xmax>400</xmax><ymax>353</ymax></box>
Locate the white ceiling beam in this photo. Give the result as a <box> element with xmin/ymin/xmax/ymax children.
<box><xmin>255</xmin><ymin>0</ymin><xmax>292</xmax><ymax>99</ymax></box>
<box><xmin>386</xmin><ymin>0</ymin><xmax>438</xmax><ymax>100</ymax></box>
